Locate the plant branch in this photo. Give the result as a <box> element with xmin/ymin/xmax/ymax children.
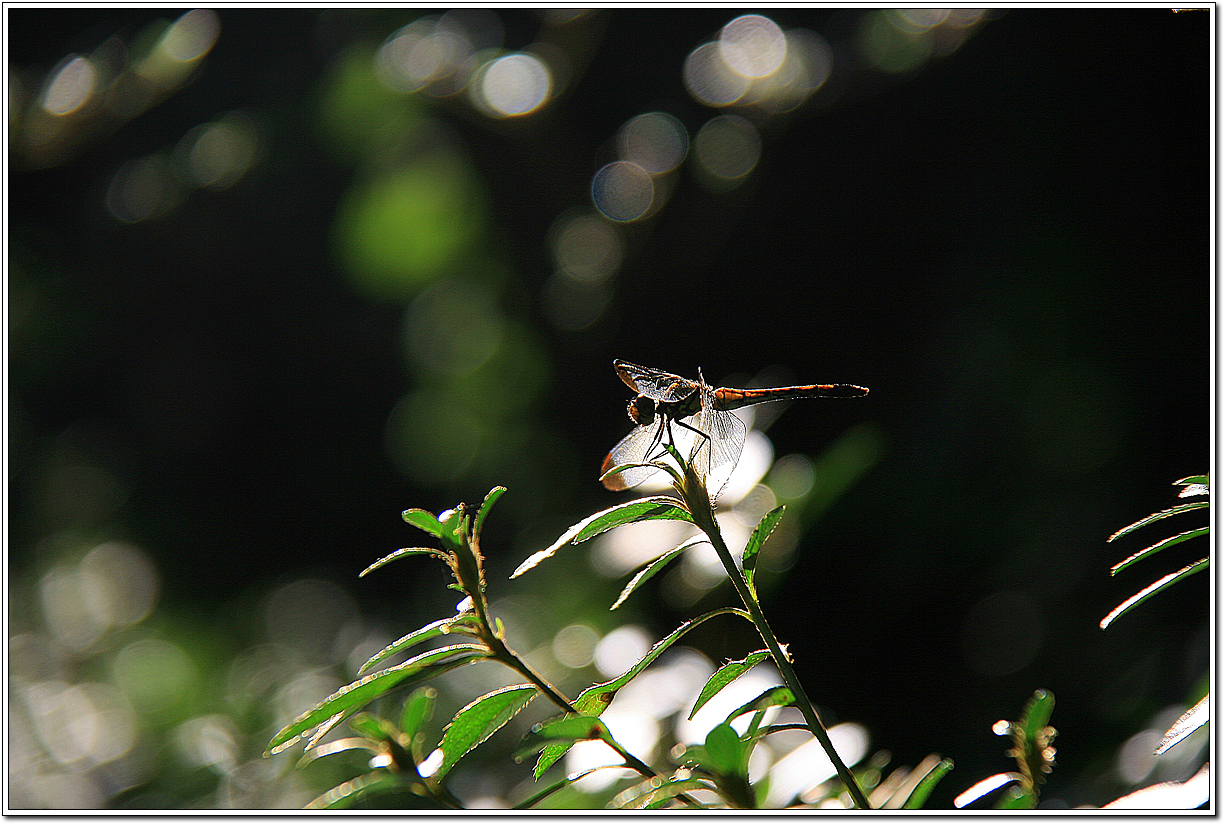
<box><xmin>682</xmin><ymin>472</ymin><xmax>871</xmax><ymax>810</ymax></box>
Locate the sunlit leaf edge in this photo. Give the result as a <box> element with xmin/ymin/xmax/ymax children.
<box><xmin>402</xmin><ymin>508</ymin><xmax>444</xmax><ymax>537</ymax></box>
<box><xmin>1154</xmin><ymin>693</ymin><xmax>1209</xmax><ymax>755</ymax></box>
<box><xmin>358</xmin><ymin>614</ymin><xmax>483</xmax><ymax>675</ymax></box>
<box><xmin>1107</xmin><ymin>501</ymin><xmax>1208</xmax><ymax>542</ymax></box>
<box><xmin>901</xmin><ymin>757</ymin><xmax>955</xmax><ymax>810</ymax></box>
<box><xmin>306</xmin><ymin>771</ymin><xmax>402</xmax><ymax>810</ymax></box>
<box><xmin>1110</xmin><ymin>528</ymin><xmax>1209</xmax><ymax>575</ymax></box>
<box><xmin>1100</xmin><ymin>558</ymin><xmax>1209</xmax><ymax>629</ymax></box>
<box><xmin>741</xmin><ymin>505</ymin><xmax>785</xmax><ymax>597</ymax></box>
<box><xmin>611</xmin><ymin>535</ymin><xmax>707</xmax><ymax>610</ymax></box>
<box><xmin>267</xmin><ymin>645</ymin><xmax>486</xmax><ymax>754</ymax></box>
<box><xmin>688</xmin><ymin>650</ymin><xmax>771</xmax><ymax>720</ymax></box>
<box><xmin>511</xmin><ymin>496</ymin><xmax>694</xmax><ymax>578</ymax></box>
<box><xmin>434</xmin><ymin>684</ymin><xmax>538</xmax><ymax>781</ymax></box>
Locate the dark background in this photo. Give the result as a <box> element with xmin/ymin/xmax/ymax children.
<box><xmin>8</xmin><ymin>8</ymin><xmax>1210</xmax><ymax>809</ymax></box>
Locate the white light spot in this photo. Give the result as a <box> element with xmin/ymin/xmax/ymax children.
<box><xmin>476</xmin><ymin>52</ymin><xmax>551</xmax><ymax>117</ymax></box>
<box><xmin>160</xmin><ymin>9</ymin><xmax>221</xmax><ymax>63</ymax></box>
<box><xmin>719</xmin><ymin>15</ymin><xmax>787</xmax><ymax>79</ymax></box>
<box><xmin>683</xmin><ymin>41</ymin><xmax>749</xmax><ymax>107</ymax></box>
<box><xmin>42</xmin><ymin>56</ymin><xmax>96</xmax><ymax>115</ymax></box>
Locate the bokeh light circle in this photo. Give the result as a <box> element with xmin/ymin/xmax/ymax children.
<box><xmin>475</xmin><ymin>52</ymin><xmax>552</xmax><ymax>117</ymax></box>
<box><xmin>591</xmin><ymin>161</ymin><xmax>653</xmax><ymax>222</ymax></box>
<box><xmin>616</xmin><ymin>112</ymin><xmax>688</xmax><ymax>175</ymax></box>
<box><xmin>719</xmin><ymin>14</ymin><xmax>787</xmax><ymax>79</ymax></box>
<box><xmin>692</xmin><ymin>115</ymin><xmax>761</xmax><ymax>188</ymax></box>
<box><xmin>683</xmin><ymin>41</ymin><xmax>749</xmax><ymax>107</ymax></box>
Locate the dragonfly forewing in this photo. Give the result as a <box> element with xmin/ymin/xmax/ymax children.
<box><xmin>601</xmin><ymin>420</ymin><xmax>668</xmax><ymax>490</ymax></box>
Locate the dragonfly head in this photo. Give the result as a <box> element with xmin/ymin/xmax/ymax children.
<box><xmin>627</xmin><ymin>395</ymin><xmax>656</xmax><ymax>426</ymax></box>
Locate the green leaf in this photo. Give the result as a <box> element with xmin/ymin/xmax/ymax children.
<box><xmin>358</xmin><ymin>614</ymin><xmax>483</xmax><ymax>675</ymax></box>
<box><xmin>1174</xmin><ymin>474</ymin><xmax>1209</xmax><ymax>489</ymax></box>
<box><xmin>1018</xmin><ymin>689</ymin><xmax>1055</xmax><ymax>742</ymax></box>
<box><xmin>402</xmin><ymin>508</ymin><xmax>444</xmax><ymax>537</ymax></box>
<box><xmin>474</xmin><ymin>486</ymin><xmax>507</xmax><ymax>539</ymax></box>
<box><xmin>360</xmin><ymin>546</ymin><xmax>449</xmax><ymax>578</ymax></box>
<box><xmin>306</xmin><ymin>771</ymin><xmax>402</xmax><ymax>810</ymax></box>
<box><xmin>688</xmin><ymin>650</ymin><xmax>771</xmax><ymax>720</ymax></box>
<box><xmin>724</xmin><ymin>686</ymin><xmax>795</xmax><ymax>726</ymax></box>
<box><xmin>513</xmin><ymin>767</ymin><xmax>606</xmax><ymax>809</ymax></box>
<box><xmin>997</xmin><ymin>785</ymin><xmax>1036</xmax><ymax>809</ymax></box>
<box><xmin>297</xmin><ymin>737</ymin><xmax>383</xmax><ymax>769</ymax></box>
<box><xmin>636</xmin><ymin>777</ymin><xmax>718</xmax><ymax>809</ymax></box>
<box><xmin>900</xmin><ymin>757</ymin><xmax>955</xmax><ymax>809</ymax></box>
<box><xmin>434</xmin><ymin>685</ymin><xmax>537</xmax><ymax>780</ymax></box>
<box><xmin>400</xmin><ymin>687</ymin><xmax>437</xmax><ymax>744</ymax></box>
<box><xmin>703</xmin><ymin>722</ymin><xmax>749</xmax><ymax>777</ymax></box>
<box><xmin>534</xmin><ymin>607</ymin><xmax>752</xmax><ymax>777</ymax></box>
<box><xmin>1110</xmin><ymin>528</ymin><xmax>1209</xmax><ymax>575</ymax></box>
<box><xmin>348</xmin><ymin>712</ymin><xmax>400</xmax><ymax>743</ymax></box>
<box><xmin>1107</xmin><ymin>501</ymin><xmax>1209</xmax><ymax>542</ymax></box>
<box><xmin>516</xmin><ymin>716</ymin><xmax>614</xmax><ymax>761</ymax></box>
<box><xmin>611</xmin><ymin>535</ymin><xmax>706</xmax><ymax>610</ymax></box>
<box><xmin>741</xmin><ymin>505</ymin><xmax>785</xmax><ymax>599</ymax></box>
<box><xmin>511</xmin><ymin>497</ymin><xmax>694</xmax><ymax>578</ymax></box>
<box><xmin>1155</xmin><ymin>694</ymin><xmax>1209</xmax><ymax>755</ymax></box>
<box><xmin>1100</xmin><ymin>558</ymin><xmax>1209</xmax><ymax>629</ymax></box>
<box><xmin>267</xmin><ymin>644</ymin><xmax>486</xmax><ymax>754</ymax></box>
<box><xmin>953</xmin><ymin>772</ymin><xmax>1022</xmax><ymax>809</ymax></box>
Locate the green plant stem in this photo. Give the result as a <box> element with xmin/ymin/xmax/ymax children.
<box><xmin>485</xmin><ymin>627</ymin><xmax>679</xmax><ymax>794</ymax></box>
<box><xmin>687</xmin><ymin>493</ymin><xmax>871</xmax><ymax>810</ymax></box>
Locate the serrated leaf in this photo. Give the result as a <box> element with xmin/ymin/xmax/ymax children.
<box><xmin>306</xmin><ymin>771</ymin><xmax>403</xmax><ymax>810</ymax></box>
<box><xmin>360</xmin><ymin>547</ymin><xmax>449</xmax><ymax>578</ymax></box>
<box><xmin>741</xmin><ymin>505</ymin><xmax>785</xmax><ymax>598</ymax></box>
<box><xmin>1100</xmin><ymin>558</ymin><xmax>1209</xmax><ymax>629</ymax></box>
<box><xmin>1110</xmin><ymin>528</ymin><xmax>1209</xmax><ymax>575</ymax></box>
<box><xmin>474</xmin><ymin>486</ymin><xmax>507</xmax><ymax>539</ymax></box>
<box><xmin>511</xmin><ymin>497</ymin><xmax>694</xmax><ymax>578</ymax></box>
<box><xmin>1107</xmin><ymin>501</ymin><xmax>1209</xmax><ymax>542</ymax></box>
<box><xmin>724</xmin><ymin>686</ymin><xmax>795</xmax><ymax>726</ymax></box>
<box><xmin>402</xmin><ymin>508</ymin><xmax>445</xmax><ymax>537</ymax></box>
<box><xmin>400</xmin><ymin>687</ymin><xmax>436</xmax><ymax>744</ymax></box>
<box><xmin>359</xmin><ymin>614</ymin><xmax>484</xmax><ymax>675</ymax></box>
<box><xmin>534</xmin><ymin>607</ymin><xmax>751</xmax><ymax>777</ymax></box>
<box><xmin>689</xmin><ymin>650</ymin><xmax>771</xmax><ymax>720</ymax></box>
<box><xmin>267</xmin><ymin>645</ymin><xmax>486</xmax><ymax>754</ymax></box>
<box><xmin>900</xmin><ymin>756</ymin><xmax>955</xmax><ymax>810</ymax></box>
<box><xmin>611</xmin><ymin>535</ymin><xmax>706</xmax><ymax>610</ymax></box>
<box><xmin>434</xmin><ymin>684</ymin><xmax>537</xmax><ymax>780</ymax></box>
<box><xmin>516</xmin><ymin>715</ymin><xmax>613</xmax><ymax>761</ymax></box>
<box><xmin>1155</xmin><ymin>694</ymin><xmax>1209</xmax><ymax>755</ymax></box>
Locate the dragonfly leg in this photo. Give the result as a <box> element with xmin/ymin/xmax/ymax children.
<box><xmin>672</xmin><ymin>416</ymin><xmax>712</xmax><ymax>465</ymax></box>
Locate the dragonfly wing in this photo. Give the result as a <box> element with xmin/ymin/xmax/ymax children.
<box><xmin>614</xmin><ymin>360</ymin><xmax>699</xmax><ymax>403</ymax></box>
<box><xmin>601</xmin><ymin>421</ymin><xmax>666</xmax><ymax>490</ymax></box>
<box><xmin>690</xmin><ymin>381</ymin><xmax>747</xmax><ymax>495</ymax></box>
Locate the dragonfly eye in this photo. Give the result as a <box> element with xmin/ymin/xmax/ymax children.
<box><xmin>628</xmin><ymin>396</ymin><xmax>656</xmax><ymax>426</ymax></box>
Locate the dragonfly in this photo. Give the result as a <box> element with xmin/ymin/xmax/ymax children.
<box><xmin>600</xmin><ymin>359</ymin><xmax>869</xmax><ymax>493</ymax></box>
